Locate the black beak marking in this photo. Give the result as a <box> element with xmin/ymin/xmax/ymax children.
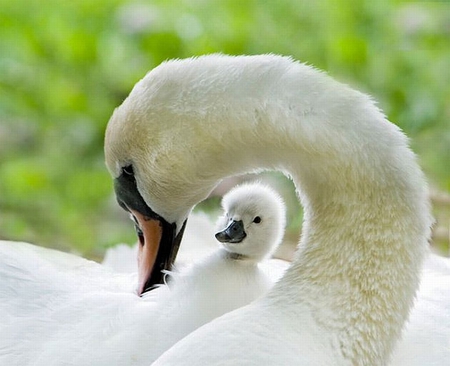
<box><xmin>215</xmin><ymin>220</ymin><xmax>247</xmax><ymax>243</ymax></box>
<box><xmin>114</xmin><ymin>165</ymin><xmax>161</xmax><ymax>220</ymax></box>
<box><xmin>113</xmin><ymin>164</ymin><xmax>184</xmax><ymax>294</ymax></box>
<box><xmin>141</xmin><ymin>219</ymin><xmax>187</xmax><ymax>294</ymax></box>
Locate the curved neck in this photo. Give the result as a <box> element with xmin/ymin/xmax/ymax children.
<box><xmin>115</xmin><ymin>55</ymin><xmax>432</xmax><ymax>364</ymax></box>
<box><xmin>197</xmin><ymin>87</ymin><xmax>431</xmax><ymax>365</ymax></box>
<box><xmin>271</xmin><ymin>160</ymin><xmax>429</xmax><ymax>364</ymax></box>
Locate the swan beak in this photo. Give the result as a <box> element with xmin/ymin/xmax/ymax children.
<box><xmin>131</xmin><ymin>210</ymin><xmax>186</xmax><ymax>296</ymax></box>
<box><xmin>113</xmin><ymin>166</ymin><xmax>186</xmax><ymax>295</ymax></box>
<box><xmin>215</xmin><ymin>220</ymin><xmax>247</xmax><ymax>243</ymax></box>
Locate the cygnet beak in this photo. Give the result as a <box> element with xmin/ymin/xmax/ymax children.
<box><xmin>215</xmin><ymin>220</ymin><xmax>247</xmax><ymax>243</ymax></box>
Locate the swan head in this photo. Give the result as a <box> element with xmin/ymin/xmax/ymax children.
<box><xmin>105</xmin><ymin>105</ymin><xmax>218</xmax><ymax>294</ymax></box>
<box><xmin>105</xmin><ymin>54</ymin><xmax>293</xmax><ymax>294</ymax></box>
<box><xmin>215</xmin><ymin>183</ymin><xmax>286</xmax><ymax>261</ymax></box>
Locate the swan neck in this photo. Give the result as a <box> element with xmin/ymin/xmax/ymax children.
<box><xmin>111</xmin><ymin>56</ymin><xmax>432</xmax><ymax>364</ymax></box>
<box><xmin>195</xmin><ymin>102</ymin><xmax>431</xmax><ymax>365</ymax></box>
<box><xmin>176</xmin><ymin>71</ymin><xmax>431</xmax><ymax>364</ymax></box>
<box><xmin>266</xmin><ymin>156</ymin><xmax>430</xmax><ymax>365</ymax></box>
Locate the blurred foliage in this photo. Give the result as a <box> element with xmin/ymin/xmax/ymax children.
<box><xmin>0</xmin><ymin>0</ymin><xmax>449</xmax><ymax>258</ymax></box>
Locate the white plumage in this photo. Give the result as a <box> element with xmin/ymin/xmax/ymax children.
<box><xmin>214</xmin><ymin>182</ymin><xmax>285</xmax><ymax>261</ymax></box>
<box><xmin>1</xmin><ymin>54</ymin><xmax>448</xmax><ymax>366</ymax></box>
<box><xmin>0</xmin><ymin>184</ymin><xmax>288</xmax><ymax>365</ymax></box>
<box><xmin>103</xmin><ymin>54</ymin><xmax>448</xmax><ymax>365</ymax></box>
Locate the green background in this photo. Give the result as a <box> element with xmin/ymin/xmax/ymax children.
<box><xmin>0</xmin><ymin>0</ymin><xmax>449</xmax><ymax>259</ymax></box>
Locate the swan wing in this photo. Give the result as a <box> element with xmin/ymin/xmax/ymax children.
<box><xmin>0</xmin><ymin>241</ymin><xmax>139</xmax><ymax>365</ymax></box>
<box><xmin>0</xmin><ymin>235</ymin><xmax>286</xmax><ymax>365</ymax></box>
<box><xmin>152</xmin><ymin>254</ymin><xmax>449</xmax><ymax>366</ymax></box>
<box><xmin>151</xmin><ymin>301</ymin><xmax>336</xmax><ymax>366</ymax></box>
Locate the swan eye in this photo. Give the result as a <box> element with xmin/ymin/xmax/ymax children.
<box><xmin>253</xmin><ymin>216</ymin><xmax>261</xmax><ymax>224</ymax></box>
<box><xmin>122</xmin><ymin>165</ymin><xmax>134</xmax><ymax>176</ymax></box>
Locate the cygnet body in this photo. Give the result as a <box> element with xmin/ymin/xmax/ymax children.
<box><xmin>156</xmin><ymin>182</ymin><xmax>287</xmax><ymax>335</ymax></box>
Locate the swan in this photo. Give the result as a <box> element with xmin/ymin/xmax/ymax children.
<box><xmin>0</xmin><ymin>187</ymin><xmax>288</xmax><ymax>366</ymax></box>
<box><xmin>104</xmin><ymin>54</ymin><xmax>439</xmax><ymax>365</ymax></box>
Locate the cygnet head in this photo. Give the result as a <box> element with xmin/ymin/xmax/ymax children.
<box><xmin>215</xmin><ymin>183</ymin><xmax>286</xmax><ymax>261</ymax></box>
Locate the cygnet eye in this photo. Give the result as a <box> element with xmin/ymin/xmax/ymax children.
<box><xmin>253</xmin><ymin>216</ymin><xmax>262</xmax><ymax>224</ymax></box>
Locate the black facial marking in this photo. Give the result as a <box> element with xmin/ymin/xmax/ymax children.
<box><xmin>215</xmin><ymin>220</ymin><xmax>247</xmax><ymax>243</ymax></box>
<box><xmin>114</xmin><ymin>165</ymin><xmax>161</xmax><ymax>220</ymax></box>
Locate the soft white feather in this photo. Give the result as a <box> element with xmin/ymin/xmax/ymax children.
<box><xmin>0</xmin><ymin>189</ymin><xmax>287</xmax><ymax>365</ymax></box>
<box><xmin>103</xmin><ymin>54</ymin><xmax>441</xmax><ymax>365</ymax></box>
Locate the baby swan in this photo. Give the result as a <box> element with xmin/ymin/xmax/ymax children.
<box><xmin>215</xmin><ymin>182</ymin><xmax>285</xmax><ymax>262</ymax></box>
<box><xmin>160</xmin><ymin>182</ymin><xmax>286</xmax><ymax>313</ymax></box>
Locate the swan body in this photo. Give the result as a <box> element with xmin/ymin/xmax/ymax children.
<box><xmin>104</xmin><ymin>54</ymin><xmax>436</xmax><ymax>365</ymax></box>
<box><xmin>0</xmin><ymin>240</ymin><xmax>137</xmax><ymax>365</ymax></box>
<box><xmin>390</xmin><ymin>253</ymin><xmax>450</xmax><ymax>366</ymax></box>
<box><xmin>0</xmin><ymin>202</ymin><xmax>287</xmax><ymax>365</ymax></box>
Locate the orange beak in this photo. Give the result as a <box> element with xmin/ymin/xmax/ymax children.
<box><xmin>131</xmin><ymin>210</ymin><xmax>163</xmax><ymax>295</ymax></box>
<box><xmin>130</xmin><ymin>209</ymin><xmax>187</xmax><ymax>296</ymax></box>
<box><xmin>113</xmin><ymin>165</ymin><xmax>186</xmax><ymax>295</ymax></box>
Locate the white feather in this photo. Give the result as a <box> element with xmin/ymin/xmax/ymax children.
<box><xmin>103</xmin><ymin>54</ymin><xmax>445</xmax><ymax>365</ymax></box>
<box><xmin>0</xmin><ymin>186</ymin><xmax>288</xmax><ymax>365</ymax></box>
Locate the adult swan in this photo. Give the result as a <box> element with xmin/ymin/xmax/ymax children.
<box><xmin>105</xmin><ymin>54</ymin><xmax>433</xmax><ymax>365</ymax></box>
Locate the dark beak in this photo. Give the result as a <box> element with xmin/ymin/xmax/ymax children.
<box><xmin>215</xmin><ymin>220</ymin><xmax>246</xmax><ymax>243</ymax></box>
<box><xmin>113</xmin><ymin>165</ymin><xmax>186</xmax><ymax>295</ymax></box>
